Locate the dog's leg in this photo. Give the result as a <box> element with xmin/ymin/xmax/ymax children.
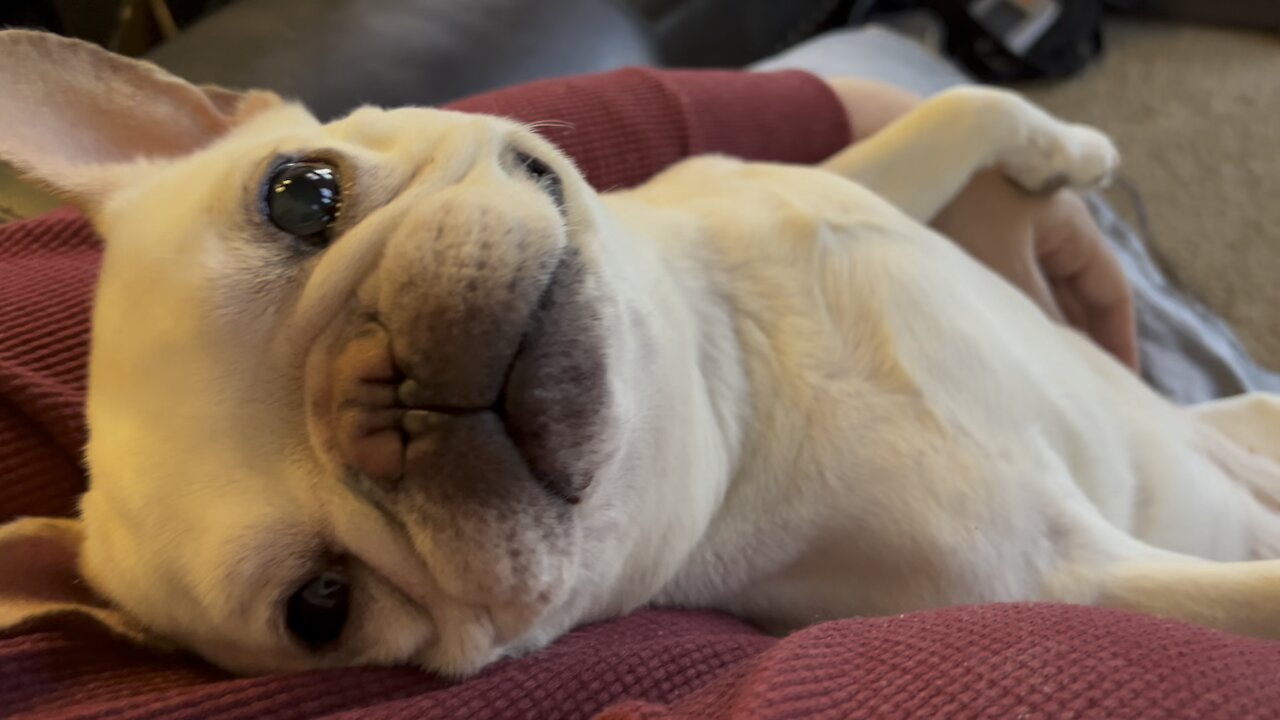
<box><xmin>1190</xmin><ymin>393</ymin><xmax>1280</xmax><ymax>557</ymax></box>
<box><xmin>1192</xmin><ymin>392</ymin><xmax>1280</xmax><ymax>466</ymax></box>
<box><xmin>821</xmin><ymin>86</ymin><xmax>1118</xmax><ymax>222</ymax></box>
<box><xmin>1049</xmin><ymin>498</ymin><xmax>1280</xmax><ymax>639</ymax></box>
<box><xmin>1093</xmin><ymin>554</ymin><xmax>1280</xmax><ymax>639</ymax></box>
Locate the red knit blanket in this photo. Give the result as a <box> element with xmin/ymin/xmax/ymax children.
<box><xmin>6</xmin><ymin>603</ymin><xmax>1280</xmax><ymax>718</ymax></box>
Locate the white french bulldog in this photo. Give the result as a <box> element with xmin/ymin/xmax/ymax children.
<box><xmin>1</xmin><ymin>30</ymin><xmax>1278</xmax><ymax>679</ymax></box>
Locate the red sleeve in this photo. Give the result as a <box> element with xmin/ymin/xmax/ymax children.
<box><xmin>447</xmin><ymin>67</ymin><xmax>852</xmax><ymax>191</ymax></box>
<box><xmin>0</xmin><ymin>69</ymin><xmax>852</xmax><ymax>524</ymax></box>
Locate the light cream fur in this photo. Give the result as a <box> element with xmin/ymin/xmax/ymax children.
<box><xmin>1</xmin><ymin>30</ymin><xmax>1279</xmax><ymax>678</ymax></box>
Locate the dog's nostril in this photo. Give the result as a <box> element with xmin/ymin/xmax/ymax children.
<box><xmin>340</xmin><ymin>424</ymin><xmax>404</xmax><ymax>482</ymax></box>
<box><xmin>348</xmin><ymin>383</ymin><xmax>397</xmax><ymax>408</ymax></box>
<box><xmin>394</xmin><ymin>376</ymin><xmax>500</xmax><ymax>416</ymax></box>
<box><xmin>403</xmin><ymin>409</ymin><xmax>451</xmax><ymax>436</ymax></box>
<box><xmin>397</xmin><ymin>378</ymin><xmax>432</xmax><ymax>409</ymax></box>
<box><xmin>352</xmin><ymin>408</ymin><xmax>405</xmax><ymax>434</ymax></box>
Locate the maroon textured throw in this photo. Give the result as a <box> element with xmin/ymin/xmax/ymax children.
<box><xmin>6</xmin><ymin>604</ymin><xmax>1280</xmax><ymax>719</ymax></box>
<box><xmin>3</xmin><ymin>68</ymin><xmax>1278</xmax><ymax>719</ymax></box>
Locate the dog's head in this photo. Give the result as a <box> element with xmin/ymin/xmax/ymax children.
<box><xmin>0</xmin><ymin>31</ymin><xmax>712</xmax><ymax>676</ymax></box>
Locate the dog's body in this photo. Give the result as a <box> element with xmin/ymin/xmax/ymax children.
<box><xmin>586</xmin><ymin>108</ymin><xmax>1280</xmax><ymax>641</ymax></box>
<box><xmin>1</xmin><ymin>31</ymin><xmax>1278</xmax><ymax>678</ymax></box>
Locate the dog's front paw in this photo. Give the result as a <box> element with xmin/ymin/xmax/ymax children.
<box><xmin>1002</xmin><ymin>121</ymin><xmax>1120</xmax><ymax>195</ymax></box>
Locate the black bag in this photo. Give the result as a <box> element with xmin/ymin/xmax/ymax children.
<box><xmin>923</xmin><ymin>0</ymin><xmax>1106</xmax><ymax>82</ymax></box>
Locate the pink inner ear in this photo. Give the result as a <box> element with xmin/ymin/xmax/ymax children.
<box><xmin>16</xmin><ymin>65</ymin><xmax>235</xmax><ymax>163</ymax></box>
<box><xmin>1</xmin><ymin>529</ymin><xmax>103</xmax><ymax>608</ymax></box>
<box><xmin>0</xmin><ymin>520</ymin><xmax>110</xmax><ymax>610</ymax></box>
<box><xmin>0</xmin><ymin>30</ymin><xmax>283</xmax><ymax>204</ymax></box>
<box><xmin>0</xmin><ymin>519</ymin><xmax>157</xmax><ymax>645</ymax></box>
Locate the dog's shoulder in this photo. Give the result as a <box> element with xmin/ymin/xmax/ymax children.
<box><xmin>613</xmin><ymin>152</ymin><xmax>895</xmax><ymax>235</ymax></box>
<box><xmin>611</xmin><ymin>153</ymin><xmax>752</xmax><ymax>205</ymax></box>
<box><xmin>627</xmin><ymin>153</ymin><xmax>850</xmax><ymax>196</ymax></box>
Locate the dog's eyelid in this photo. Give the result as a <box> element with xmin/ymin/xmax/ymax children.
<box><xmin>276</xmin><ymin>552</ymin><xmax>353</xmax><ymax>652</ymax></box>
<box><xmin>255</xmin><ymin>150</ymin><xmax>361</xmax><ymax>248</ymax></box>
<box><xmin>506</xmin><ymin>146</ymin><xmax>566</xmax><ymax>210</ymax></box>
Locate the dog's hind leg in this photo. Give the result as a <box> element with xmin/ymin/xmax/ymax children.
<box><xmin>1047</xmin><ymin>505</ymin><xmax>1280</xmax><ymax>639</ymax></box>
<box><xmin>1190</xmin><ymin>393</ymin><xmax>1280</xmax><ymax>557</ymax></box>
<box><xmin>1193</xmin><ymin>393</ymin><xmax>1280</xmax><ymax>466</ymax></box>
<box><xmin>1091</xmin><ymin>555</ymin><xmax>1280</xmax><ymax>639</ymax></box>
<box><xmin>1029</xmin><ymin>512</ymin><xmax>1280</xmax><ymax>635</ymax></box>
<box><xmin>820</xmin><ymin>86</ymin><xmax>1118</xmax><ymax>223</ymax></box>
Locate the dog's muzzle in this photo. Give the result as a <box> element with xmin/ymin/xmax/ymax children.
<box><xmin>314</xmin><ymin>191</ymin><xmax>609</xmax><ymax>506</ymax></box>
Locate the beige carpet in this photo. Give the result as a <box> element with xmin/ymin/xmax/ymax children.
<box><xmin>1020</xmin><ymin>19</ymin><xmax>1280</xmax><ymax>371</ymax></box>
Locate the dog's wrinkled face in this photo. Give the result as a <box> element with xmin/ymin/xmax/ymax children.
<box><xmin>76</xmin><ymin>102</ymin><xmax>629</xmax><ymax>676</ymax></box>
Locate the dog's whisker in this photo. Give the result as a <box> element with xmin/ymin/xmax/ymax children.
<box><xmin>524</xmin><ymin>119</ymin><xmax>577</xmax><ymax>134</ymax></box>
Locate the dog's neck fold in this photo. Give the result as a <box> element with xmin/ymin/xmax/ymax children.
<box><xmin>541</xmin><ymin>197</ymin><xmax>755</xmax><ymax>633</ymax></box>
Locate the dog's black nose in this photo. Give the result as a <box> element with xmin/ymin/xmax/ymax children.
<box><xmin>374</xmin><ymin>192</ymin><xmax>565</xmax><ymax>411</ymax></box>
<box><xmin>316</xmin><ymin>190</ymin><xmax>608</xmax><ymax>506</ymax></box>
<box><xmin>323</xmin><ymin>313</ymin><xmax>589</xmax><ymax>505</ymax></box>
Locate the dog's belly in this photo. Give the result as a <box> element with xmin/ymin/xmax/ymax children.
<box><xmin>635</xmin><ymin>163</ymin><xmax>1280</xmax><ymax>629</ymax></box>
<box><xmin>864</xmin><ymin>243</ymin><xmax>1277</xmax><ymax>564</ymax></box>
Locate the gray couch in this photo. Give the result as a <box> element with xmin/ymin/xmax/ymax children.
<box><xmin>148</xmin><ymin>0</ymin><xmax>659</xmax><ymax>120</ymax></box>
<box><xmin>147</xmin><ymin>0</ymin><xmax>857</xmax><ymax>120</ymax></box>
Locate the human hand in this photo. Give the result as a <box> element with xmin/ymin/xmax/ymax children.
<box><xmin>822</xmin><ymin>77</ymin><xmax>1139</xmax><ymax>369</ymax></box>
<box><xmin>931</xmin><ymin>169</ymin><xmax>1139</xmax><ymax>370</ymax></box>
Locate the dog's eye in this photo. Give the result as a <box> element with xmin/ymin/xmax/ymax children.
<box><xmin>266</xmin><ymin>161</ymin><xmax>341</xmax><ymax>243</ymax></box>
<box><xmin>285</xmin><ymin>568</ymin><xmax>349</xmax><ymax>649</ymax></box>
<box><xmin>515</xmin><ymin>151</ymin><xmax>564</xmax><ymax>207</ymax></box>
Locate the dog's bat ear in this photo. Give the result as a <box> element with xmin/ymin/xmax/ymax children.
<box><xmin>0</xmin><ymin>517</ymin><xmax>152</xmax><ymax>644</ymax></box>
<box><xmin>0</xmin><ymin>29</ymin><xmax>287</xmax><ymax>209</ymax></box>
